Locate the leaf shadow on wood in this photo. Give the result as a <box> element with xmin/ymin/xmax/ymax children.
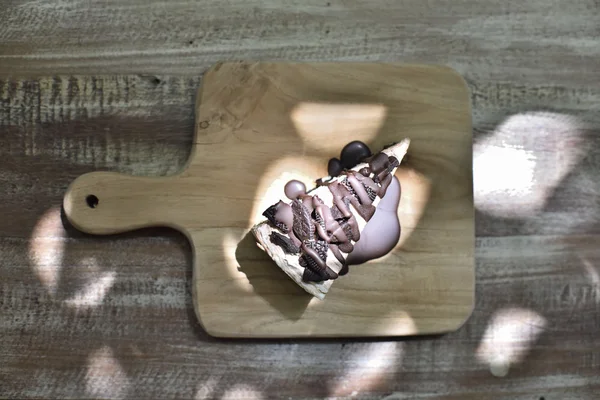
<box><xmin>235</xmin><ymin>230</ymin><xmax>312</xmax><ymax>321</ymax></box>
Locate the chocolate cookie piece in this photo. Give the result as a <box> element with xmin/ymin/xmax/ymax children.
<box><xmin>263</xmin><ymin>201</ymin><xmax>293</xmax><ymax>233</ymax></box>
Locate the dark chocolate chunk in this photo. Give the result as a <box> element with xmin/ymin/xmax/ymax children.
<box><xmin>262</xmin><ymin>204</ymin><xmax>278</xmax><ymax>224</ymax></box>
<box><xmin>340</xmin><ymin>141</ymin><xmax>371</xmax><ymax>169</ymax></box>
<box><xmin>328</xmin><ymin>158</ymin><xmax>343</xmax><ymax>177</ymax></box>
<box><xmin>369</xmin><ymin>152</ymin><xmax>390</xmax><ymax>175</ymax></box>
<box><xmin>291</xmin><ymin>200</ymin><xmax>314</xmax><ymax>241</ymax></box>
<box><xmin>269</xmin><ymin>231</ymin><xmax>300</xmax><ymax>254</ymax></box>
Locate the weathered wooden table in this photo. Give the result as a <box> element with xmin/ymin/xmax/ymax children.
<box><xmin>1</xmin><ymin>1</ymin><xmax>599</xmax><ymax>399</ymax></box>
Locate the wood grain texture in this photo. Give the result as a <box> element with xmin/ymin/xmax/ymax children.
<box><xmin>1</xmin><ymin>0</ymin><xmax>600</xmax><ymax>398</ymax></box>
<box><xmin>62</xmin><ymin>63</ymin><xmax>474</xmax><ymax>338</ymax></box>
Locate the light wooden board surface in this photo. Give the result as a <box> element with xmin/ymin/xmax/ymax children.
<box><xmin>1</xmin><ymin>0</ymin><xmax>600</xmax><ymax>398</ymax></box>
<box><xmin>62</xmin><ymin>62</ymin><xmax>474</xmax><ymax>338</ymax></box>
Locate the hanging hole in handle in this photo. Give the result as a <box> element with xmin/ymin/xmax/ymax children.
<box><xmin>86</xmin><ymin>195</ymin><xmax>99</xmax><ymax>209</ymax></box>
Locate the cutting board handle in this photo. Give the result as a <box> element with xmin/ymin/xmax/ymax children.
<box><xmin>63</xmin><ymin>171</ymin><xmax>184</xmax><ymax>235</ymax></box>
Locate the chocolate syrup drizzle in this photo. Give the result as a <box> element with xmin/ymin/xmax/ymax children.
<box><xmin>263</xmin><ymin>149</ymin><xmax>400</xmax><ymax>283</ymax></box>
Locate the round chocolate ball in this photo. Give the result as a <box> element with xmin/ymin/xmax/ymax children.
<box><xmin>340</xmin><ymin>141</ymin><xmax>371</xmax><ymax>169</ymax></box>
<box><xmin>327</xmin><ymin>158</ymin><xmax>343</xmax><ymax>177</ymax></box>
<box><xmin>284</xmin><ymin>180</ymin><xmax>306</xmax><ymax>200</ymax></box>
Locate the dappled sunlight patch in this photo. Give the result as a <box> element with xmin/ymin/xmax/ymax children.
<box><xmin>86</xmin><ymin>346</ymin><xmax>130</xmax><ymax>399</ymax></box>
<box><xmin>476</xmin><ymin>308</ymin><xmax>546</xmax><ymax>377</ymax></box>
<box><xmin>195</xmin><ymin>377</ymin><xmax>219</xmax><ymax>400</ymax></box>
<box><xmin>65</xmin><ymin>258</ymin><xmax>116</xmax><ymax>310</ymax></box>
<box><xmin>29</xmin><ymin>207</ymin><xmax>65</xmax><ymax>296</ymax></box>
<box><xmin>474</xmin><ymin>112</ymin><xmax>587</xmax><ymax>218</ymax></box>
<box><xmin>291</xmin><ymin>102</ymin><xmax>387</xmax><ymax>153</ymax></box>
<box><xmin>475</xmin><ymin>145</ymin><xmax>538</xmax><ymax>207</ymax></box>
<box><xmin>330</xmin><ymin>342</ymin><xmax>403</xmax><ymax>397</ymax></box>
<box><xmin>221</xmin><ymin>384</ymin><xmax>264</xmax><ymax>400</ymax></box>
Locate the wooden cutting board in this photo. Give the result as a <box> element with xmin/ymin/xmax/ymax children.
<box><xmin>63</xmin><ymin>62</ymin><xmax>474</xmax><ymax>338</ymax></box>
